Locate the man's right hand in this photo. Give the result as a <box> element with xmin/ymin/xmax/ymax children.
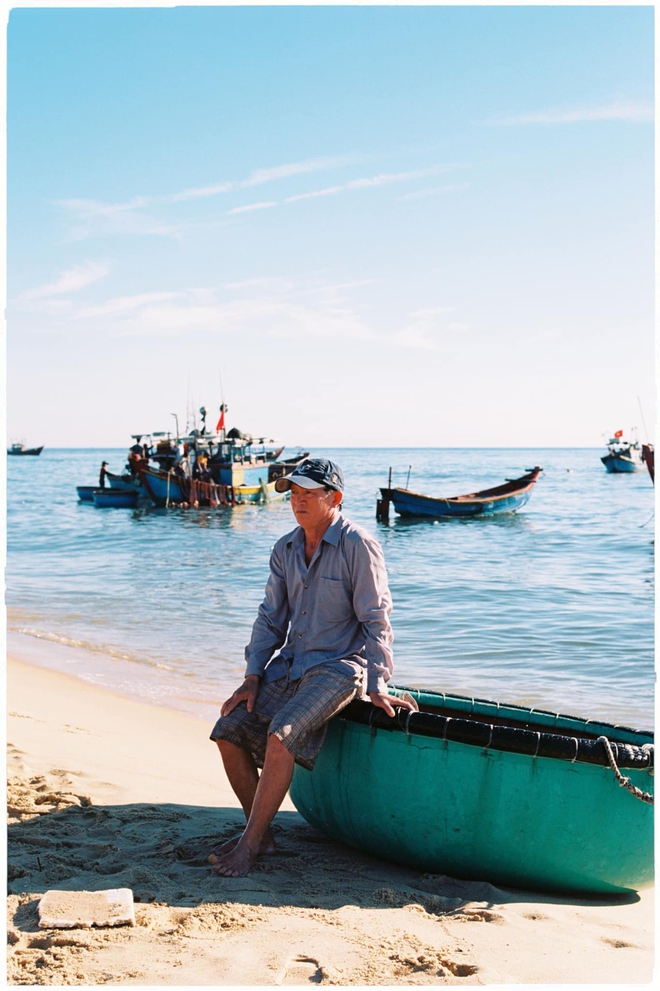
<box><xmin>221</xmin><ymin>675</ymin><xmax>260</xmax><ymax>716</ymax></box>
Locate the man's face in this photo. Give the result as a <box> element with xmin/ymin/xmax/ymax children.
<box><xmin>289</xmin><ymin>484</ymin><xmax>341</xmax><ymax>529</ymax></box>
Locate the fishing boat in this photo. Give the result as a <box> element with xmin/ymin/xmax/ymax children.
<box><xmin>7</xmin><ymin>443</ymin><xmax>44</xmax><ymax>456</ymax></box>
<box><xmin>601</xmin><ymin>433</ymin><xmax>641</xmax><ymax>473</ymax></box>
<box><xmin>290</xmin><ymin>687</ymin><xmax>654</xmax><ymax>896</ymax></box>
<box><xmin>641</xmin><ymin>444</ymin><xmax>654</xmax><ymax>484</ymax></box>
<box><xmin>129</xmin><ymin>405</ymin><xmax>308</xmax><ymax>508</ymax></box>
<box><xmin>377</xmin><ymin>468</ymin><xmax>542</xmax><ymax>521</ymax></box>
<box><xmin>92</xmin><ymin>488</ymin><xmax>139</xmax><ymax>508</ymax></box>
<box><xmin>76</xmin><ymin>486</ymin><xmax>96</xmax><ymax>502</ymax></box>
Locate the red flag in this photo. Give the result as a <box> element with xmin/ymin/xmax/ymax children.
<box><xmin>614</xmin><ymin>429</ymin><xmax>623</xmax><ymax>438</ymax></box>
<box><xmin>215</xmin><ymin>406</ymin><xmax>225</xmax><ymax>432</ymax></box>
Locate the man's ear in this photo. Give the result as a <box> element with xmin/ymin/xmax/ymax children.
<box><xmin>332</xmin><ymin>490</ymin><xmax>343</xmax><ymax>508</ymax></box>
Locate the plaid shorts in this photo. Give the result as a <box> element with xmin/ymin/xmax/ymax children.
<box><xmin>209</xmin><ymin>665</ymin><xmax>362</xmax><ymax>771</ymax></box>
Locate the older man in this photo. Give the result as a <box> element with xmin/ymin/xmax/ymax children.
<box><xmin>209</xmin><ymin>457</ymin><xmax>414</xmax><ymax>877</ymax></box>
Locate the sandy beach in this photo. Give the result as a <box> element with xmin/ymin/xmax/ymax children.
<box><xmin>6</xmin><ymin>652</ymin><xmax>654</xmax><ymax>986</ymax></box>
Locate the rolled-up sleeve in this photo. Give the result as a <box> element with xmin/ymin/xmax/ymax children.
<box><xmin>244</xmin><ymin>543</ymin><xmax>290</xmax><ymax>677</ymax></box>
<box><xmin>346</xmin><ymin>534</ymin><xmax>394</xmax><ymax>694</ymax></box>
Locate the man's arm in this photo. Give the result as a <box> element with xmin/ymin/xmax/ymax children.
<box><xmin>243</xmin><ymin>541</ymin><xmax>290</xmax><ymax>678</ymax></box>
<box><xmin>347</xmin><ymin>532</ymin><xmax>417</xmax><ymax>716</ymax></box>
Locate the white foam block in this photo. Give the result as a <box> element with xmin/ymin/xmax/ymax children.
<box><xmin>38</xmin><ymin>888</ymin><xmax>136</xmax><ymax>929</ymax></box>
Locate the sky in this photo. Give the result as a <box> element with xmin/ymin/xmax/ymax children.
<box><xmin>5</xmin><ymin>1</ymin><xmax>655</xmax><ymax>449</ymax></box>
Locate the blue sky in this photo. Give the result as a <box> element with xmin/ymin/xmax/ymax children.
<box><xmin>6</xmin><ymin>2</ymin><xmax>655</xmax><ymax>448</ymax></box>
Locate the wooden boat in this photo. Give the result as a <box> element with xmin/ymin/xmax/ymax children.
<box><xmin>641</xmin><ymin>444</ymin><xmax>654</xmax><ymax>484</ymax></box>
<box><xmin>92</xmin><ymin>488</ymin><xmax>139</xmax><ymax>508</ymax></box>
<box><xmin>601</xmin><ymin>435</ymin><xmax>640</xmax><ymax>473</ymax></box>
<box><xmin>7</xmin><ymin>443</ymin><xmax>44</xmax><ymax>456</ymax></box>
<box><xmin>290</xmin><ymin>687</ymin><xmax>654</xmax><ymax>896</ymax></box>
<box><xmin>378</xmin><ymin>468</ymin><xmax>542</xmax><ymax>520</ymax></box>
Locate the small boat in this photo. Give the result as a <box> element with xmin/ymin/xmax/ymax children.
<box><xmin>7</xmin><ymin>443</ymin><xmax>44</xmax><ymax>456</ymax></box>
<box><xmin>641</xmin><ymin>444</ymin><xmax>654</xmax><ymax>484</ymax></box>
<box><xmin>290</xmin><ymin>687</ymin><xmax>654</xmax><ymax>896</ymax></box>
<box><xmin>601</xmin><ymin>433</ymin><xmax>641</xmax><ymax>473</ymax></box>
<box><xmin>377</xmin><ymin>468</ymin><xmax>542</xmax><ymax>521</ymax></box>
<box><xmin>76</xmin><ymin>486</ymin><xmax>96</xmax><ymax>502</ymax></box>
<box><xmin>92</xmin><ymin>488</ymin><xmax>139</xmax><ymax>508</ymax></box>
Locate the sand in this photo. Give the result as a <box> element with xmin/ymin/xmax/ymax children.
<box><xmin>6</xmin><ymin>653</ymin><xmax>655</xmax><ymax>986</ymax></box>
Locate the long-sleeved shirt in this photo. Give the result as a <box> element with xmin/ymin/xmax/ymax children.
<box><xmin>244</xmin><ymin>513</ymin><xmax>394</xmax><ymax>694</ymax></box>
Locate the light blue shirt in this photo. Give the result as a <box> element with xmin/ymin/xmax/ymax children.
<box><xmin>244</xmin><ymin>513</ymin><xmax>394</xmax><ymax>694</ymax></box>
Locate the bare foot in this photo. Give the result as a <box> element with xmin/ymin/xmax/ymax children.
<box><xmin>212</xmin><ymin>838</ymin><xmax>260</xmax><ymax>877</ymax></box>
<box><xmin>208</xmin><ymin>830</ymin><xmax>276</xmax><ymax>865</ymax></box>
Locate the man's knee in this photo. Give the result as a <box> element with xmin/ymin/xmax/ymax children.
<box><xmin>265</xmin><ymin>732</ymin><xmax>294</xmax><ymax>762</ymax></box>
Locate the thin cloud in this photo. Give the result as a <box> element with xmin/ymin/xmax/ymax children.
<box><xmin>76</xmin><ymin>292</ymin><xmax>182</xmax><ymax>318</ymax></box>
<box><xmin>399</xmin><ymin>183</ymin><xmax>469</xmax><ymax>201</ymax></box>
<box><xmin>17</xmin><ymin>261</ymin><xmax>110</xmax><ymax>300</ymax></box>
<box><xmin>285</xmin><ymin>165</ymin><xmax>463</xmax><ymax>203</ymax></box>
<box><xmin>486</xmin><ymin>100</ymin><xmax>653</xmax><ymax>126</ymax></box>
<box><xmin>226</xmin><ymin>201</ymin><xmax>278</xmax><ymax>215</ymax></box>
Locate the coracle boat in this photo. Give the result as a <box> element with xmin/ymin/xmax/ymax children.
<box><xmin>377</xmin><ymin>468</ymin><xmax>542</xmax><ymax>521</ymax></box>
<box><xmin>290</xmin><ymin>687</ymin><xmax>654</xmax><ymax>896</ymax></box>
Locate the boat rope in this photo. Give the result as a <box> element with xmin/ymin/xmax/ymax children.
<box><xmin>639</xmin><ymin>510</ymin><xmax>654</xmax><ymax>528</ymax></box>
<box><xmin>598</xmin><ymin>736</ymin><xmax>654</xmax><ymax>804</ymax></box>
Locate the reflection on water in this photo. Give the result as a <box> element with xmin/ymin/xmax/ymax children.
<box><xmin>6</xmin><ymin>447</ymin><xmax>655</xmax><ymax>727</ymax></box>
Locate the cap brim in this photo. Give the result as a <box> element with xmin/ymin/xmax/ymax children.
<box><xmin>274</xmin><ymin>475</ymin><xmax>325</xmax><ymax>493</ymax></box>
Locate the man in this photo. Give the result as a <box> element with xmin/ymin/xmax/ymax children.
<box><xmin>209</xmin><ymin>457</ymin><xmax>415</xmax><ymax>877</ymax></box>
<box><xmin>99</xmin><ymin>461</ymin><xmax>109</xmax><ymax>488</ymax></box>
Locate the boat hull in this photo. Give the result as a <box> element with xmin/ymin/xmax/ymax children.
<box><xmin>601</xmin><ymin>454</ymin><xmax>639</xmax><ymax>473</ymax></box>
<box><xmin>92</xmin><ymin>489</ymin><xmax>139</xmax><ymax>508</ymax></box>
<box><xmin>290</xmin><ymin>689</ymin><xmax>653</xmax><ymax>896</ymax></box>
<box><xmin>76</xmin><ymin>486</ymin><xmax>96</xmax><ymax>502</ymax></box>
<box><xmin>137</xmin><ymin>465</ymin><xmax>286</xmax><ymax>506</ymax></box>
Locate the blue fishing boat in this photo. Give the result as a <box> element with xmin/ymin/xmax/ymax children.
<box><xmin>601</xmin><ymin>434</ymin><xmax>641</xmax><ymax>473</ymax></box>
<box><xmin>290</xmin><ymin>687</ymin><xmax>654</xmax><ymax>896</ymax></box>
<box><xmin>129</xmin><ymin>405</ymin><xmax>308</xmax><ymax>507</ymax></box>
<box><xmin>92</xmin><ymin>488</ymin><xmax>139</xmax><ymax>508</ymax></box>
<box><xmin>76</xmin><ymin>486</ymin><xmax>96</xmax><ymax>502</ymax></box>
<box><xmin>377</xmin><ymin>467</ymin><xmax>542</xmax><ymax>521</ymax></box>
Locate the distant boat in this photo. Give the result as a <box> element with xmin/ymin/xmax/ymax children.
<box><xmin>7</xmin><ymin>443</ymin><xmax>44</xmax><ymax>456</ymax></box>
<box><xmin>377</xmin><ymin>468</ymin><xmax>542</xmax><ymax>520</ymax></box>
<box><xmin>601</xmin><ymin>433</ymin><xmax>641</xmax><ymax>473</ymax></box>
<box><xmin>641</xmin><ymin>444</ymin><xmax>654</xmax><ymax>484</ymax></box>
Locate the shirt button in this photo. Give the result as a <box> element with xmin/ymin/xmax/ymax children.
<box><xmin>304</xmin><ymin>584</ymin><xmax>308</xmax><ymax>589</ymax></box>
<box><xmin>298</xmin><ymin>633</ymin><xmax>302</xmax><ymax>638</ymax></box>
<box><xmin>302</xmin><ymin>610</ymin><xmax>306</xmax><ymax>615</ymax></box>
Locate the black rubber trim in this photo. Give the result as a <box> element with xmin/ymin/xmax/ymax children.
<box><xmin>337</xmin><ymin>700</ymin><xmax>654</xmax><ymax>770</ymax></box>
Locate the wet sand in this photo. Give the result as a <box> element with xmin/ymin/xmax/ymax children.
<box><xmin>6</xmin><ymin>653</ymin><xmax>654</xmax><ymax>986</ymax></box>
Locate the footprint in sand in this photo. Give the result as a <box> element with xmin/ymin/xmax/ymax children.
<box><xmin>280</xmin><ymin>954</ymin><xmax>324</xmax><ymax>985</ymax></box>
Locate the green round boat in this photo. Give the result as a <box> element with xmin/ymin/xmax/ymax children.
<box><xmin>289</xmin><ymin>687</ymin><xmax>654</xmax><ymax>896</ymax></box>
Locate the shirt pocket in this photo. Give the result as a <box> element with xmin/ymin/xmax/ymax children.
<box><xmin>317</xmin><ymin>576</ymin><xmax>354</xmax><ymax>626</ymax></box>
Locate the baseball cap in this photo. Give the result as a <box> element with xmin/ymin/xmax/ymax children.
<box><xmin>274</xmin><ymin>457</ymin><xmax>345</xmax><ymax>494</ymax></box>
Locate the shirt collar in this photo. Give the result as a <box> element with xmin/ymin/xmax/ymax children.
<box><xmin>286</xmin><ymin>512</ymin><xmax>343</xmax><ymax>547</ymax></box>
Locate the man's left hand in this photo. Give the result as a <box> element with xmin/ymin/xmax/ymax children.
<box><xmin>368</xmin><ymin>692</ymin><xmax>417</xmax><ymax>718</ymax></box>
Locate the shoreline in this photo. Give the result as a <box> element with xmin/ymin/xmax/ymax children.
<box><xmin>6</xmin><ymin>649</ymin><xmax>655</xmax><ymax>986</ymax></box>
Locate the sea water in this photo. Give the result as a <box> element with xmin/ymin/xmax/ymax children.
<box><xmin>6</xmin><ymin>448</ymin><xmax>655</xmax><ymax>728</ymax></box>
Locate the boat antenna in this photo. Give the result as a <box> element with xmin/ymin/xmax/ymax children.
<box><xmin>406</xmin><ymin>464</ymin><xmax>412</xmax><ymax>488</ymax></box>
<box><xmin>171</xmin><ymin>413</ymin><xmax>180</xmax><ymax>440</ymax></box>
<box><xmin>637</xmin><ymin>396</ymin><xmax>650</xmax><ymax>441</ymax></box>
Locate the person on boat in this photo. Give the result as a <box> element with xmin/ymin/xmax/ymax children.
<box><xmin>209</xmin><ymin>457</ymin><xmax>415</xmax><ymax>878</ymax></box>
<box><xmin>99</xmin><ymin>461</ymin><xmax>109</xmax><ymax>488</ymax></box>
<box><xmin>127</xmin><ymin>443</ymin><xmax>145</xmax><ymax>476</ymax></box>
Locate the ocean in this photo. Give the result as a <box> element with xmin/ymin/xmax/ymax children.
<box><xmin>6</xmin><ymin>447</ymin><xmax>655</xmax><ymax>729</ymax></box>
